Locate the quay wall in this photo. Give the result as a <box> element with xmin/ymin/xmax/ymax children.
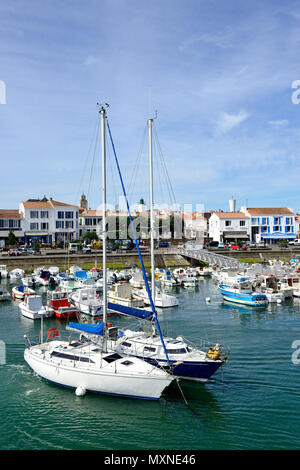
<box><xmin>0</xmin><ymin>251</ymin><xmax>190</xmax><ymax>273</ymax></box>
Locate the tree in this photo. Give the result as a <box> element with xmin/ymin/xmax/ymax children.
<box><xmin>7</xmin><ymin>230</ymin><xmax>17</xmax><ymax>246</ymax></box>
<box><xmin>83</xmin><ymin>231</ymin><xmax>98</xmax><ymax>242</ymax></box>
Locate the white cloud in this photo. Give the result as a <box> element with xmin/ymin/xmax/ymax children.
<box><xmin>215</xmin><ymin>110</ymin><xmax>250</xmax><ymax>135</ymax></box>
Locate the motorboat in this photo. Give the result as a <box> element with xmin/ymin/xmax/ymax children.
<box><xmin>218</xmin><ymin>282</ymin><xmax>268</xmax><ymax>307</ymax></box>
<box><xmin>107</xmin><ymin>283</ymin><xmax>144</xmax><ymax>308</ymax></box>
<box><xmin>47</xmin><ymin>290</ymin><xmax>79</xmax><ymax>319</ymax></box>
<box><xmin>19</xmin><ymin>295</ymin><xmax>54</xmax><ymax>320</ymax></box>
<box><xmin>69</xmin><ymin>287</ymin><xmax>103</xmax><ymax>316</ymax></box>
<box><xmin>9</xmin><ymin>268</ymin><xmax>25</xmax><ymax>283</ymax></box>
<box><xmin>22</xmin><ymin>275</ymin><xmax>36</xmax><ymax>287</ymax></box>
<box><xmin>12</xmin><ymin>285</ymin><xmax>35</xmax><ymax>300</ymax></box>
<box><xmin>132</xmin><ymin>286</ymin><xmax>179</xmax><ymax>308</ymax></box>
<box><xmin>129</xmin><ymin>269</ymin><xmax>145</xmax><ymax>288</ymax></box>
<box><xmin>0</xmin><ymin>265</ymin><xmax>8</xmax><ymax>279</ymax></box>
<box><xmin>159</xmin><ymin>269</ymin><xmax>180</xmax><ymax>287</ymax></box>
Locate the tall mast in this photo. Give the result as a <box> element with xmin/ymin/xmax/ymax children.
<box><xmin>99</xmin><ymin>105</ymin><xmax>107</xmax><ymax>330</ymax></box>
<box><xmin>147</xmin><ymin>117</ymin><xmax>155</xmax><ymax>304</ymax></box>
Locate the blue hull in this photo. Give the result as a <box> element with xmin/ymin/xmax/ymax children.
<box><xmin>219</xmin><ymin>285</ymin><xmax>268</xmax><ymax>306</ymax></box>
<box><xmin>139</xmin><ymin>356</ymin><xmax>223</xmax><ymax>382</ymax></box>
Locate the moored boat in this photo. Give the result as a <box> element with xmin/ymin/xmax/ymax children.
<box><xmin>218</xmin><ymin>282</ymin><xmax>268</xmax><ymax>306</ymax></box>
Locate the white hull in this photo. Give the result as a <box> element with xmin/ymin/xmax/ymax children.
<box><xmin>24</xmin><ymin>346</ymin><xmax>173</xmax><ymax>400</ymax></box>
<box><xmin>19</xmin><ymin>305</ymin><xmax>53</xmax><ymax>320</ymax></box>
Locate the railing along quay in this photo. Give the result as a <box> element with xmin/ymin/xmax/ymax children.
<box><xmin>177</xmin><ymin>246</ymin><xmax>239</xmax><ymax>268</ymax></box>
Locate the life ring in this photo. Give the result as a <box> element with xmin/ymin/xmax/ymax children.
<box><xmin>47</xmin><ymin>328</ymin><xmax>59</xmax><ymax>340</ymax></box>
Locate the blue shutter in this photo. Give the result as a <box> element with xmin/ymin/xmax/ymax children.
<box><xmin>279</xmin><ymin>226</ymin><xmax>282</xmax><ymax>232</ymax></box>
<box><xmin>292</xmin><ymin>226</ymin><xmax>294</xmax><ymax>232</ymax></box>
<box><xmin>285</xmin><ymin>226</ymin><xmax>287</xmax><ymax>233</ymax></box>
<box><xmin>267</xmin><ymin>217</ymin><xmax>269</xmax><ymax>225</ymax></box>
<box><xmin>286</xmin><ymin>217</ymin><xmax>288</xmax><ymax>225</ymax></box>
<box><xmin>268</xmin><ymin>226</ymin><xmax>270</xmax><ymax>233</ymax></box>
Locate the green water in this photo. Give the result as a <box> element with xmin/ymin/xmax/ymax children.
<box><xmin>1</xmin><ymin>278</ymin><xmax>300</xmax><ymax>450</ymax></box>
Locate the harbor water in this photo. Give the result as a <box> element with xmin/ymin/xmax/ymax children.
<box><xmin>1</xmin><ymin>277</ymin><xmax>300</xmax><ymax>450</ymax></box>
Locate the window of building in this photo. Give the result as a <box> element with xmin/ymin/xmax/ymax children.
<box><xmin>40</xmin><ymin>211</ymin><xmax>49</xmax><ymax>218</ymax></box>
<box><xmin>30</xmin><ymin>223</ymin><xmax>39</xmax><ymax>230</ymax></box>
<box><xmin>274</xmin><ymin>225</ymin><xmax>279</xmax><ymax>232</ymax></box>
<box><xmin>286</xmin><ymin>226</ymin><xmax>291</xmax><ymax>233</ymax></box>
<box><xmin>225</xmin><ymin>221</ymin><xmax>231</xmax><ymax>227</ymax></box>
<box><xmin>30</xmin><ymin>211</ymin><xmax>38</xmax><ymax>218</ymax></box>
<box><xmin>57</xmin><ymin>211</ymin><xmax>64</xmax><ymax>219</ymax></box>
<box><xmin>286</xmin><ymin>217</ymin><xmax>293</xmax><ymax>225</ymax></box>
<box><xmin>65</xmin><ymin>211</ymin><xmax>73</xmax><ymax>219</ymax></box>
<box><xmin>41</xmin><ymin>223</ymin><xmax>49</xmax><ymax>230</ymax></box>
<box><xmin>240</xmin><ymin>221</ymin><xmax>246</xmax><ymax>227</ymax></box>
<box><xmin>56</xmin><ymin>221</ymin><xmax>64</xmax><ymax>229</ymax></box>
<box><xmin>274</xmin><ymin>217</ymin><xmax>280</xmax><ymax>225</ymax></box>
<box><xmin>66</xmin><ymin>221</ymin><xmax>73</xmax><ymax>229</ymax></box>
<box><xmin>262</xmin><ymin>226</ymin><xmax>268</xmax><ymax>233</ymax></box>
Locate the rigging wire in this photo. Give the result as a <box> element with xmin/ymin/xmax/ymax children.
<box><xmin>86</xmin><ymin>117</ymin><xmax>101</xmax><ymax>208</ymax></box>
<box><xmin>75</xmin><ymin>114</ymin><xmax>100</xmax><ymax>206</ymax></box>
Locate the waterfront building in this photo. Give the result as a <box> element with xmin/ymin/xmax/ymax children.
<box><xmin>19</xmin><ymin>197</ymin><xmax>79</xmax><ymax>245</ymax></box>
<box><xmin>0</xmin><ymin>209</ymin><xmax>24</xmax><ymax>246</ymax></box>
<box><xmin>209</xmin><ymin>211</ymin><xmax>250</xmax><ymax>243</ymax></box>
<box><xmin>240</xmin><ymin>207</ymin><xmax>296</xmax><ymax>244</ymax></box>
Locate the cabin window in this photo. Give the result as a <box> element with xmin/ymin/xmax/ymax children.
<box><xmin>122</xmin><ymin>341</ymin><xmax>132</xmax><ymax>348</ymax></box>
<box><xmin>50</xmin><ymin>351</ymin><xmax>95</xmax><ymax>363</ymax></box>
<box><xmin>144</xmin><ymin>346</ymin><xmax>156</xmax><ymax>352</ymax></box>
<box><xmin>166</xmin><ymin>348</ymin><xmax>187</xmax><ymax>354</ymax></box>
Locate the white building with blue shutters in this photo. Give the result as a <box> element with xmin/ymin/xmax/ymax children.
<box><xmin>240</xmin><ymin>207</ymin><xmax>296</xmax><ymax>244</ymax></box>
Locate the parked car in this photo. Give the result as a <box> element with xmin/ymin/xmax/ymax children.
<box><xmin>207</xmin><ymin>241</ymin><xmax>219</xmax><ymax>248</ymax></box>
<box><xmin>229</xmin><ymin>244</ymin><xmax>239</xmax><ymax>250</ymax></box>
<box><xmin>8</xmin><ymin>249</ymin><xmax>21</xmax><ymax>256</ymax></box>
<box><xmin>289</xmin><ymin>239</ymin><xmax>300</xmax><ymax>246</ymax></box>
<box><xmin>82</xmin><ymin>245</ymin><xmax>91</xmax><ymax>253</ymax></box>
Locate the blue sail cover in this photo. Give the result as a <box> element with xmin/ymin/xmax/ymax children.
<box><xmin>107</xmin><ymin>302</ymin><xmax>153</xmax><ymax>320</ymax></box>
<box><xmin>74</xmin><ymin>270</ymin><xmax>89</xmax><ymax>279</ymax></box>
<box><xmin>68</xmin><ymin>322</ymin><xmax>105</xmax><ymax>335</ymax></box>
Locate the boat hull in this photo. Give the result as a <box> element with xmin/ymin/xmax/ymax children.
<box><xmin>24</xmin><ymin>349</ymin><xmax>172</xmax><ymax>400</ymax></box>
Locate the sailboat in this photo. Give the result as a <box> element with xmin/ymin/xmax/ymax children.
<box><xmin>104</xmin><ymin>114</ymin><xmax>227</xmax><ymax>382</ymax></box>
<box><xmin>23</xmin><ymin>104</ymin><xmax>174</xmax><ymax>400</ymax></box>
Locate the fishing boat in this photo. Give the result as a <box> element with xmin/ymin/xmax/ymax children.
<box><xmin>132</xmin><ymin>286</ymin><xmax>179</xmax><ymax>308</ymax></box>
<box><xmin>218</xmin><ymin>282</ymin><xmax>268</xmax><ymax>306</ymax></box>
<box><xmin>159</xmin><ymin>269</ymin><xmax>180</xmax><ymax>287</ymax></box>
<box><xmin>12</xmin><ymin>285</ymin><xmax>35</xmax><ymax>300</ymax></box>
<box><xmin>68</xmin><ymin>287</ymin><xmax>104</xmax><ymax>316</ymax></box>
<box><xmin>47</xmin><ymin>290</ymin><xmax>79</xmax><ymax>319</ymax></box>
<box><xmin>0</xmin><ymin>288</ymin><xmax>11</xmax><ymax>301</ymax></box>
<box><xmin>23</xmin><ymin>105</ymin><xmax>174</xmax><ymax>400</ymax></box>
<box><xmin>19</xmin><ymin>295</ymin><xmax>54</xmax><ymax>320</ymax></box>
<box><xmin>107</xmin><ymin>283</ymin><xmax>144</xmax><ymax>308</ymax></box>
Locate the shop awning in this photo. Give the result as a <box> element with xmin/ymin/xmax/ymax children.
<box><xmin>223</xmin><ymin>231</ymin><xmax>249</xmax><ymax>239</ymax></box>
<box><xmin>261</xmin><ymin>233</ymin><xmax>296</xmax><ymax>239</ymax></box>
<box><xmin>0</xmin><ymin>231</ymin><xmax>24</xmax><ymax>237</ymax></box>
<box><xmin>24</xmin><ymin>231</ymin><xmax>49</xmax><ymax>237</ymax></box>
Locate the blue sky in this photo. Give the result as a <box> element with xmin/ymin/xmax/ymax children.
<box><xmin>1</xmin><ymin>0</ymin><xmax>300</xmax><ymax>213</ymax></box>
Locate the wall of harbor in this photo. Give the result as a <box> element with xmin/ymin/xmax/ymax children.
<box><xmin>0</xmin><ymin>251</ymin><xmax>190</xmax><ymax>273</ymax></box>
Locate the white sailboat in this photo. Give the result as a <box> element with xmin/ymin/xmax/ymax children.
<box><xmin>24</xmin><ymin>104</ymin><xmax>174</xmax><ymax>400</ymax></box>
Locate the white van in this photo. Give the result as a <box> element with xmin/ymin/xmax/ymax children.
<box><xmin>69</xmin><ymin>243</ymin><xmax>78</xmax><ymax>253</ymax></box>
<box><xmin>289</xmin><ymin>239</ymin><xmax>300</xmax><ymax>246</ymax></box>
